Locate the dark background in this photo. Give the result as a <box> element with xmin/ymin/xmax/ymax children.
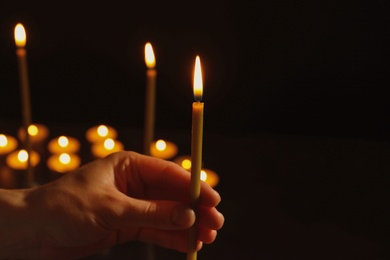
<box><xmin>1</xmin><ymin>1</ymin><xmax>390</xmax><ymax>259</ymax></box>
<box><xmin>1</xmin><ymin>0</ymin><xmax>389</xmax><ymax>140</ymax></box>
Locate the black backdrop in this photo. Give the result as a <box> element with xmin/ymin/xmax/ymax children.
<box><xmin>1</xmin><ymin>0</ymin><xmax>389</xmax><ymax>140</ymax></box>
<box><xmin>1</xmin><ymin>1</ymin><xmax>390</xmax><ymax>259</ymax></box>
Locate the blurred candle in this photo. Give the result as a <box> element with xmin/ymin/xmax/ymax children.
<box><xmin>6</xmin><ymin>149</ymin><xmax>40</xmax><ymax>170</ymax></box>
<box><xmin>48</xmin><ymin>135</ymin><xmax>80</xmax><ymax>154</ymax></box>
<box><xmin>47</xmin><ymin>153</ymin><xmax>81</xmax><ymax>174</ymax></box>
<box><xmin>91</xmin><ymin>138</ymin><xmax>124</xmax><ymax>158</ymax></box>
<box><xmin>0</xmin><ymin>134</ymin><xmax>18</xmax><ymax>155</ymax></box>
<box><xmin>86</xmin><ymin>124</ymin><xmax>117</xmax><ymax>143</ymax></box>
<box><xmin>174</xmin><ymin>157</ymin><xmax>219</xmax><ymax>188</ymax></box>
<box><xmin>200</xmin><ymin>168</ymin><xmax>219</xmax><ymax>188</ymax></box>
<box><xmin>18</xmin><ymin>123</ymin><xmax>50</xmax><ymax>144</ymax></box>
<box><xmin>15</xmin><ymin>23</ymin><xmax>33</xmax><ymax>185</ymax></box>
<box><xmin>174</xmin><ymin>155</ymin><xmax>192</xmax><ymax>171</ymax></box>
<box><xmin>150</xmin><ymin>139</ymin><xmax>178</xmax><ymax>160</ymax></box>
<box><xmin>188</xmin><ymin>55</ymin><xmax>204</xmax><ymax>260</ymax></box>
<box><xmin>143</xmin><ymin>42</ymin><xmax>157</xmax><ymax>155</ymax></box>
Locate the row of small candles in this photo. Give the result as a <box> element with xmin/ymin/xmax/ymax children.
<box><xmin>0</xmin><ymin>124</ymin><xmax>219</xmax><ymax>186</ymax></box>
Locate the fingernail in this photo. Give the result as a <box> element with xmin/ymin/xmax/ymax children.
<box><xmin>172</xmin><ymin>206</ymin><xmax>195</xmax><ymax>226</ymax></box>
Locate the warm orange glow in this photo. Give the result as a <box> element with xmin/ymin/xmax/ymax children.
<box><xmin>200</xmin><ymin>168</ymin><xmax>219</xmax><ymax>187</ymax></box>
<box><xmin>182</xmin><ymin>159</ymin><xmax>192</xmax><ymax>170</ymax></box>
<box><xmin>59</xmin><ymin>153</ymin><xmax>71</xmax><ymax>164</ymax></box>
<box><xmin>0</xmin><ymin>134</ymin><xmax>8</xmax><ymax>147</ymax></box>
<box><xmin>47</xmin><ymin>153</ymin><xmax>80</xmax><ymax>173</ymax></box>
<box><xmin>193</xmin><ymin>55</ymin><xmax>203</xmax><ymax>101</ymax></box>
<box><xmin>0</xmin><ymin>134</ymin><xmax>18</xmax><ymax>155</ymax></box>
<box><xmin>58</xmin><ymin>136</ymin><xmax>69</xmax><ymax>148</ymax></box>
<box><xmin>6</xmin><ymin>149</ymin><xmax>40</xmax><ymax>169</ymax></box>
<box><xmin>97</xmin><ymin>125</ymin><xmax>109</xmax><ymax>137</ymax></box>
<box><xmin>103</xmin><ymin>138</ymin><xmax>115</xmax><ymax>150</ymax></box>
<box><xmin>28</xmin><ymin>124</ymin><xmax>38</xmax><ymax>137</ymax></box>
<box><xmin>14</xmin><ymin>23</ymin><xmax>26</xmax><ymax>48</ymax></box>
<box><xmin>155</xmin><ymin>139</ymin><xmax>166</xmax><ymax>151</ymax></box>
<box><xmin>145</xmin><ymin>42</ymin><xmax>156</xmax><ymax>69</ymax></box>
<box><xmin>17</xmin><ymin>149</ymin><xmax>28</xmax><ymax>163</ymax></box>
<box><xmin>86</xmin><ymin>125</ymin><xmax>117</xmax><ymax>143</ymax></box>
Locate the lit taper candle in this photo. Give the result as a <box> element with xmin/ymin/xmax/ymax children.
<box><xmin>143</xmin><ymin>42</ymin><xmax>157</xmax><ymax>155</ymax></box>
<box><xmin>187</xmin><ymin>55</ymin><xmax>204</xmax><ymax>260</ymax></box>
<box><xmin>14</xmin><ymin>23</ymin><xmax>34</xmax><ymax>187</ymax></box>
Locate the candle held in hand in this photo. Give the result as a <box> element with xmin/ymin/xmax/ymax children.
<box><xmin>188</xmin><ymin>55</ymin><xmax>204</xmax><ymax>260</ymax></box>
<box><xmin>143</xmin><ymin>42</ymin><xmax>157</xmax><ymax>155</ymax></box>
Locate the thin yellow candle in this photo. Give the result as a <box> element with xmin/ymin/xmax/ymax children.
<box><xmin>188</xmin><ymin>55</ymin><xmax>204</xmax><ymax>260</ymax></box>
<box><xmin>14</xmin><ymin>23</ymin><xmax>33</xmax><ymax>187</ymax></box>
<box><xmin>143</xmin><ymin>42</ymin><xmax>157</xmax><ymax>155</ymax></box>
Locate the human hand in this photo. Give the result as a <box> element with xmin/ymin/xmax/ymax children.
<box><xmin>0</xmin><ymin>151</ymin><xmax>224</xmax><ymax>259</ymax></box>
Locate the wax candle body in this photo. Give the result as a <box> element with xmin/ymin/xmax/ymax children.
<box><xmin>188</xmin><ymin>101</ymin><xmax>204</xmax><ymax>260</ymax></box>
<box><xmin>187</xmin><ymin>55</ymin><xmax>204</xmax><ymax>260</ymax></box>
<box><xmin>16</xmin><ymin>48</ymin><xmax>32</xmax><ymax>129</ymax></box>
<box><xmin>144</xmin><ymin>69</ymin><xmax>157</xmax><ymax>155</ymax></box>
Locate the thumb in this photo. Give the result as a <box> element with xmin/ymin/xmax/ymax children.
<box><xmin>111</xmin><ymin>196</ymin><xmax>196</xmax><ymax>230</ymax></box>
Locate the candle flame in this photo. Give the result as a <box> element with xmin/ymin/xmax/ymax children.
<box><xmin>18</xmin><ymin>149</ymin><xmax>28</xmax><ymax>162</ymax></box>
<box><xmin>155</xmin><ymin>139</ymin><xmax>167</xmax><ymax>151</ymax></box>
<box><xmin>59</xmin><ymin>153</ymin><xmax>71</xmax><ymax>164</ymax></box>
<box><xmin>97</xmin><ymin>125</ymin><xmax>109</xmax><ymax>137</ymax></box>
<box><xmin>193</xmin><ymin>55</ymin><xmax>203</xmax><ymax>101</ymax></box>
<box><xmin>14</xmin><ymin>23</ymin><xmax>26</xmax><ymax>48</ymax></box>
<box><xmin>104</xmin><ymin>138</ymin><xmax>115</xmax><ymax>150</ymax></box>
<box><xmin>0</xmin><ymin>134</ymin><xmax>8</xmax><ymax>147</ymax></box>
<box><xmin>58</xmin><ymin>136</ymin><xmax>69</xmax><ymax>147</ymax></box>
<box><xmin>145</xmin><ymin>42</ymin><xmax>156</xmax><ymax>69</ymax></box>
<box><xmin>28</xmin><ymin>124</ymin><xmax>38</xmax><ymax>137</ymax></box>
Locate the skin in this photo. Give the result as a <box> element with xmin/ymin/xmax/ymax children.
<box><xmin>0</xmin><ymin>151</ymin><xmax>224</xmax><ymax>259</ymax></box>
